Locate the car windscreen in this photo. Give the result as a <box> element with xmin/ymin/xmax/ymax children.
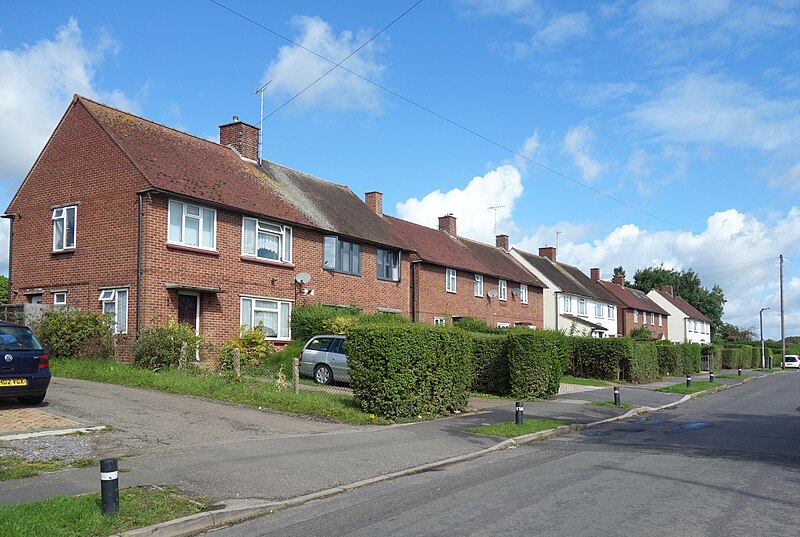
<box><xmin>0</xmin><ymin>326</ymin><xmax>43</xmax><ymax>351</ymax></box>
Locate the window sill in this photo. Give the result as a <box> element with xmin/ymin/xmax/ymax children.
<box><xmin>323</xmin><ymin>268</ymin><xmax>362</xmax><ymax>278</ymax></box>
<box><xmin>240</xmin><ymin>256</ymin><xmax>295</xmax><ymax>268</ymax></box>
<box><xmin>166</xmin><ymin>243</ymin><xmax>220</xmax><ymax>256</ymax></box>
<box><xmin>377</xmin><ymin>277</ymin><xmax>401</xmax><ymax>283</ymax></box>
<box><xmin>446</xmin><ymin>290</ymin><xmax>457</xmax><ymax>294</ymax></box>
<box><xmin>51</xmin><ymin>249</ymin><xmax>76</xmax><ymax>256</ymax></box>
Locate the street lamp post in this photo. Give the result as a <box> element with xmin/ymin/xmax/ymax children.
<box><xmin>760</xmin><ymin>307</ymin><xmax>770</xmax><ymax>369</ymax></box>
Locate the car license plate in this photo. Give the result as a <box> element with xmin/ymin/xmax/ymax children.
<box><xmin>0</xmin><ymin>378</ymin><xmax>27</xmax><ymax>387</ymax></box>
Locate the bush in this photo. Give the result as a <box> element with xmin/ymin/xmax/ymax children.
<box><xmin>290</xmin><ymin>304</ymin><xmax>361</xmax><ymax>341</ymax></box>
<box><xmin>677</xmin><ymin>343</ymin><xmax>702</xmax><ymax>375</ymax></box>
<box><xmin>507</xmin><ymin>331</ymin><xmax>571</xmax><ymax>399</ymax></box>
<box><xmin>707</xmin><ymin>345</ymin><xmax>722</xmax><ymax>371</ymax></box>
<box><xmin>656</xmin><ymin>344</ymin><xmax>682</xmax><ymax>375</ymax></box>
<box><xmin>134</xmin><ymin>319</ymin><xmax>203</xmax><ymax>371</ymax></box>
<box><xmin>33</xmin><ymin>309</ymin><xmax>116</xmax><ymax>360</ymax></box>
<box><xmin>322</xmin><ymin>315</ymin><xmax>358</xmax><ymax>335</ymax></box>
<box><xmin>346</xmin><ymin>324</ymin><xmax>472</xmax><ymax>420</ymax></box>
<box><xmin>629</xmin><ymin>342</ymin><xmax>660</xmax><ymax>383</ymax></box>
<box><xmin>453</xmin><ymin>317</ymin><xmax>496</xmax><ymax>334</ymax></box>
<box><xmin>571</xmin><ymin>337</ymin><xmax>631</xmax><ymax>381</ymax></box>
<box><xmin>219</xmin><ymin>326</ymin><xmax>276</xmax><ymax>372</ymax></box>
<box><xmin>469</xmin><ymin>333</ymin><xmax>510</xmax><ymax>395</ymax></box>
<box><xmin>354</xmin><ymin>313</ymin><xmax>412</xmax><ymax>326</ymax></box>
<box><xmin>630</xmin><ymin>327</ymin><xmax>654</xmax><ymax>341</ymax></box>
<box><xmin>721</xmin><ymin>348</ymin><xmax>737</xmax><ymax>369</ymax></box>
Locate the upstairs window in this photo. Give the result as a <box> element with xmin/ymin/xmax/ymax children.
<box><xmin>169</xmin><ymin>200</ymin><xmax>216</xmax><ymax>250</ymax></box>
<box><xmin>474</xmin><ymin>275</ymin><xmax>483</xmax><ymax>297</ymax></box>
<box><xmin>242</xmin><ymin>217</ymin><xmax>291</xmax><ymax>263</ymax></box>
<box><xmin>52</xmin><ymin>206</ymin><xmax>76</xmax><ymax>251</ymax></box>
<box><xmin>658</xmin><ymin>314</ymin><xmax>663</xmax><ymax>327</ymax></box>
<box><xmin>608</xmin><ymin>304</ymin><xmax>615</xmax><ymax>319</ymax></box>
<box><xmin>377</xmin><ymin>249</ymin><xmax>400</xmax><ymax>281</ymax></box>
<box><xmin>323</xmin><ymin>236</ymin><xmax>361</xmax><ymax>275</ymax></box>
<box><xmin>578</xmin><ymin>298</ymin><xmax>587</xmax><ymax>315</ymax></box>
<box><xmin>563</xmin><ymin>295</ymin><xmax>572</xmax><ymax>313</ymax></box>
<box><xmin>446</xmin><ymin>269</ymin><xmax>457</xmax><ymax>293</ymax></box>
<box><xmin>633</xmin><ymin>309</ymin><xmax>639</xmax><ymax>323</ymax></box>
<box><xmin>99</xmin><ymin>289</ymin><xmax>128</xmax><ymax>334</ymax></box>
<box><xmin>651</xmin><ymin>312</ymin><xmax>655</xmax><ymax>326</ymax></box>
<box><xmin>595</xmin><ymin>302</ymin><xmax>603</xmax><ymax>317</ymax></box>
<box><xmin>499</xmin><ymin>280</ymin><xmax>507</xmax><ymax>301</ymax></box>
<box><xmin>520</xmin><ymin>284</ymin><xmax>528</xmax><ymax>304</ymax></box>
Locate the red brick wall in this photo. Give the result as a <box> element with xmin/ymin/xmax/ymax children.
<box><xmin>413</xmin><ymin>263</ymin><xmax>543</xmax><ymax>328</ymax></box>
<box><xmin>619</xmin><ymin>308</ymin><xmax>668</xmax><ymax>339</ymax></box>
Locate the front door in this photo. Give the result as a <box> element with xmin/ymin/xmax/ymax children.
<box><xmin>178</xmin><ymin>293</ymin><xmax>199</xmax><ymax>334</ymax></box>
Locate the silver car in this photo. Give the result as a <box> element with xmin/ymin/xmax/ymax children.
<box><xmin>299</xmin><ymin>335</ymin><xmax>350</xmax><ymax>384</ymax></box>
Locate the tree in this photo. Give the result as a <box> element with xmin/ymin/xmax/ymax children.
<box><xmin>612</xmin><ymin>266</ymin><xmax>632</xmax><ymax>287</ymax></box>
<box><xmin>716</xmin><ymin>323</ymin><xmax>756</xmax><ymax>343</ymax></box>
<box><xmin>0</xmin><ymin>275</ymin><xmax>7</xmax><ymax>304</ymax></box>
<box><xmin>632</xmin><ymin>266</ymin><xmax>726</xmax><ymax>337</ymax></box>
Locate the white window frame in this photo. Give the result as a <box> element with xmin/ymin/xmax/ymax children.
<box><xmin>168</xmin><ymin>200</ymin><xmax>216</xmax><ymax>250</ymax></box>
<box><xmin>474</xmin><ymin>274</ymin><xmax>484</xmax><ymax>297</ymax></box>
<box><xmin>496</xmin><ymin>322</ymin><xmax>511</xmax><ymax>329</ymax></box>
<box><xmin>608</xmin><ymin>304</ymin><xmax>615</xmax><ymax>319</ymax></box>
<box><xmin>594</xmin><ymin>301</ymin><xmax>603</xmax><ymax>318</ymax></box>
<box><xmin>563</xmin><ymin>295</ymin><xmax>572</xmax><ymax>313</ymax></box>
<box><xmin>651</xmin><ymin>312</ymin><xmax>655</xmax><ymax>326</ymax></box>
<box><xmin>376</xmin><ymin>249</ymin><xmax>401</xmax><ymax>282</ymax></box>
<box><xmin>99</xmin><ymin>289</ymin><xmax>128</xmax><ymax>334</ymax></box>
<box><xmin>578</xmin><ymin>298</ymin><xmax>587</xmax><ymax>315</ymax></box>
<box><xmin>433</xmin><ymin>317</ymin><xmax>446</xmax><ymax>326</ymax></box>
<box><xmin>633</xmin><ymin>309</ymin><xmax>639</xmax><ymax>323</ymax></box>
<box><xmin>658</xmin><ymin>314</ymin><xmax>663</xmax><ymax>327</ymax></box>
<box><xmin>323</xmin><ymin>236</ymin><xmax>361</xmax><ymax>276</ymax></box>
<box><xmin>241</xmin><ymin>217</ymin><xmax>292</xmax><ymax>263</ymax></box>
<box><xmin>446</xmin><ymin>268</ymin><xmax>457</xmax><ymax>293</ymax></box>
<box><xmin>499</xmin><ymin>279</ymin><xmax>507</xmax><ymax>301</ymax></box>
<box><xmin>52</xmin><ymin>205</ymin><xmax>77</xmax><ymax>251</ymax></box>
<box><xmin>53</xmin><ymin>292</ymin><xmax>67</xmax><ymax>305</ymax></box>
<box><xmin>520</xmin><ymin>284</ymin><xmax>528</xmax><ymax>304</ymax></box>
<box><xmin>240</xmin><ymin>296</ymin><xmax>291</xmax><ymax>340</ymax></box>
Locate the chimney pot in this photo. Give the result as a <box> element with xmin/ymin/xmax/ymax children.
<box><xmin>219</xmin><ymin>117</ymin><xmax>259</xmax><ymax>161</ymax></box>
<box><xmin>496</xmin><ymin>234</ymin><xmax>509</xmax><ymax>251</ymax></box>
<box><xmin>539</xmin><ymin>246</ymin><xmax>556</xmax><ymax>262</ymax></box>
<box><xmin>438</xmin><ymin>214</ymin><xmax>457</xmax><ymax>236</ymax></box>
<box><xmin>364</xmin><ymin>191</ymin><xmax>383</xmax><ymax>216</ymax></box>
<box><xmin>590</xmin><ymin>268</ymin><xmax>600</xmax><ymax>281</ymax></box>
<box><xmin>613</xmin><ymin>274</ymin><xmax>625</xmax><ymax>286</ymax></box>
<box><xmin>661</xmin><ymin>285</ymin><xmax>674</xmax><ymax>297</ymax></box>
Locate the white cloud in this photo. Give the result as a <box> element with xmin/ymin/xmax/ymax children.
<box><xmin>532</xmin><ymin>12</ymin><xmax>591</xmax><ymax>48</ymax></box>
<box><xmin>395</xmin><ymin>164</ymin><xmax>524</xmax><ymax>244</ymax></box>
<box><xmin>0</xmin><ymin>18</ymin><xmax>133</xmax><ymax>181</ymax></box>
<box><xmin>515</xmin><ymin>131</ymin><xmax>540</xmax><ymax>173</ymax></box>
<box><xmin>624</xmin><ymin>144</ymin><xmax>690</xmax><ymax>195</ymax></box>
<box><xmin>563</xmin><ymin>124</ymin><xmax>604</xmax><ymax>181</ymax></box>
<box><xmin>263</xmin><ymin>16</ymin><xmax>385</xmax><ymax>113</ymax></box>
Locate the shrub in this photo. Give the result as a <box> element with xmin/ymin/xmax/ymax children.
<box><xmin>469</xmin><ymin>333</ymin><xmax>510</xmax><ymax>395</ymax></box>
<box><xmin>630</xmin><ymin>327</ymin><xmax>654</xmax><ymax>341</ymax></box>
<box><xmin>134</xmin><ymin>319</ymin><xmax>203</xmax><ymax>371</ymax></box>
<box><xmin>33</xmin><ymin>309</ymin><xmax>116</xmax><ymax>360</ymax></box>
<box><xmin>721</xmin><ymin>348</ymin><xmax>737</xmax><ymax>369</ymax></box>
<box><xmin>322</xmin><ymin>315</ymin><xmax>358</xmax><ymax>335</ymax></box>
<box><xmin>707</xmin><ymin>345</ymin><xmax>722</xmax><ymax>371</ymax></box>
<box><xmin>507</xmin><ymin>331</ymin><xmax>571</xmax><ymax>399</ymax></box>
<box><xmin>629</xmin><ymin>342</ymin><xmax>660</xmax><ymax>383</ymax></box>
<box><xmin>219</xmin><ymin>326</ymin><xmax>276</xmax><ymax>371</ymax></box>
<box><xmin>453</xmin><ymin>317</ymin><xmax>496</xmax><ymax>334</ymax></box>
<box><xmin>571</xmin><ymin>337</ymin><xmax>631</xmax><ymax>381</ymax></box>
<box><xmin>656</xmin><ymin>344</ymin><xmax>681</xmax><ymax>375</ymax></box>
<box><xmin>354</xmin><ymin>313</ymin><xmax>412</xmax><ymax>326</ymax></box>
<box><xmin>346</xmin><ymin>324</ymin><xmax>472</xmax><ymax>420</ymax></box>
<box><xmin>677</xmin><ymin>343</ymin><xmax>702</xmax><ymax>375</ymax></box>
<box><xmin>290</xmin><ymin>304</ymin><xmax>361</xmax><ymax>341</ymax></box>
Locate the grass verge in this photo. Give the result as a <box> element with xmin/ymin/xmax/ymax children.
<box><xmin>52</xmin><ymin>358</ymin><xmax>384</xmax><ymax>425</ymax></box>
<box><xmin>560</xmin><ymin>376</ymin><xmax>616</xmax><ymax>387</ymax></box>
<box><xmin>655</xmin><ymin>380</ymin><xmax>717</xmax><ymax>395</ymax></box>
<box><xmin>466</xmin><ymin>418</ymin><xmax>569</xmax><ymax>438</ymax></box>
<box><xmin>713</xmin><ymin>374</ymin><xmax>744</xmax><ymax>380</ymax></box>
<box><xmin>0</xmin><ymin>456</ymin><xmax>99</xmax><ymax>481</ymax></box>
<box><xmin>0</xmin><ymin>485</ymin><xmax>205</xmax><ymax>537</ymax></box>
<box><xmin>590</xmin><ymin>401</ymin><xmax>636</xmax><ymax>409</ymax></box>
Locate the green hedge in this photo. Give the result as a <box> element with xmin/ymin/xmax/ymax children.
<box><xmin>570</xmin><ymin>337</ymin><xmax>631</xmax><ymax>381</ymax></box>
<box><xmin>469</xmin><ymin>333</ymin><xmax>511</xmax><ymax>395</ymax></box>
<box><xmin>629</xmin><ymin>342</ymin><xmax>660</xmax><ymax>383</ymax></box>
<box><xmin>290</xmin><ymin>304</ymin><xmax>361</xmax><ymax>341</ymax></box>
<box><xmin>507</xmin><ymin>331</ymin><xmax>570</xmax><ymax>399</ymax></box>
<box><xmin>656</xmin><ymin>344</ymin><xmax>681</xmax><ymax>375</ymax></box>
<box><xmin>346</xmin><ymin>324</ymin><xmax>472</xmax><ymax>420</ymax></box>
<box><xmin>453</xmin><ymin>317</ymin><xmax>497</xmax><ymax>334</ymax></box>
<box><xmin>721</xmin><ymin>348</ymin><xmax>738</xmax><ymax>369</ymax></box>
<box><xmin>33</xmin><ymin>309</ymin><xmax>116</xmax><ymax>360</ymax></box>
<box><xmin>677</xmin><ymin>343</ymin><xmax>702</xmax><ymax>375</ymax></box>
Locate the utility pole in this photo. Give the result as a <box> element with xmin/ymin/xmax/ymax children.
<box><xmin>760</xmin><ymin>307</ymin><xmax>769</xmax><ymax>369</ymax></box>
<box><xmin>780</xmin><ymin>254</ymin><xmax>785</xmax><ymax>369</ymax></box>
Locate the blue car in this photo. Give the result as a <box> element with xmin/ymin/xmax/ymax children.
<box><xmin>0</xmin><ymin>322</ymin><xmax>50</xmax><ymax>405</ymax></box>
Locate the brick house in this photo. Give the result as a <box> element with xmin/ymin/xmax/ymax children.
<box><xmin>510</xmin><ymin>247</ymin><xmax>620</xmax><ymax>337</ymax></box>
<box><xmin>597</xmin><ymin>275</ymin><xmax>669</xmax><ymax>339</ymax></box>
<box><xmin>383</xmin><ymin>215</ymin><xmax>546</xmax><ymax>328</ymax></box>
<box><xmin>647</xmin><ymin>286</ymin><xmax>711</xmax><ymax>343</ymax></box>
<box><xmin>4</xmin><ymin>96</ymin><xmax>411</xmax><ymax>354</ymax></box>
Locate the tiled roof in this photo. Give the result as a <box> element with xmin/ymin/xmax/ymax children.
<box><xmin>652</xmin><ymin>290</ymin><xmax>711</xmax><ymax>322</ymax></box>
<box><xmin>79</xmin><ymin>96</ymin><xmax>405</xmax><ymax>249</ymax></box>
<box><xmin>383</xmin><ymin>216</ymin><xmax>546</xmax><ymax>287</ymax></box>
<box><xmin>512</xmin><ymin>249</ymin><xmax>618</xmax><ymax>304</ymax></box>
<box><xmin>599</xmin><ymin>281</ymin><xmax>669</xmax><ymax>315</ymax></box>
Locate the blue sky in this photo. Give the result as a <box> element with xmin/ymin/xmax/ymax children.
<box><xmin>1</xmin><ymin>0</ymin><xmax>799</xmax><ymax>339</ymax></box>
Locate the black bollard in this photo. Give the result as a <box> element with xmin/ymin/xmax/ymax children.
<box><xmin>100</xmin><ymin>458</ymin><xmax>119</xmax><ymax>516</ymax></box>
<box><xmin>738</xmin><ymin>367</ymin><xmax>742</xmax><ymax>376</ymax></box>
<box><xmin>709</xmin><ymin>371</ymin><xmax>715</xmax><ymax>383</ymax></box>
<box><xmin>613</xmin><ymin>386</ymin><xmax>620</xmax><ymax>407</ymax></box>
<box><xmin>686</xmin><ymin>374</ymin><xmax>692</xmax><ymax>388</ymax></box>
<box><xmin>515</xmin><ymin>401</ymin><xmax>524</xmax><ymax>426</ymax></box>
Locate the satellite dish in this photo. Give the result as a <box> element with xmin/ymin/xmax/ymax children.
<box><xmin>487</xmin><ymin>290</ymin><xmax>498</xmax><ymax>298</ymax></box>
<box><xmin>512</xmin><ymin>288</ymin><xmax>521</xmax><ymax>296</ymax></box>
<box><xmin>295</xmin><ymin>272</ymin><xmax>312</xmax><ymax>285</ymax></box>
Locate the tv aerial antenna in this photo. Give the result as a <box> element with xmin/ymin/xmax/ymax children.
<box><xmin>255</xmin><ymin>81</ymin><xmax>272</xmax><ymax>161</ymax></box>
<box><xmin>488</xmin><ymin>205</ymin><xmax>505</xmax><ymax>236</ymax></box>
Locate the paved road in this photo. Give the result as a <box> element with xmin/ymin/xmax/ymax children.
<box><xmin>207</xmin><ymin>373</ymin><xmax>800</xmax><ymax>536</ymax></box>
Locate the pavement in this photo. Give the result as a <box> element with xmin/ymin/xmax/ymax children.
<box><xmin>0</xmin><ymin>368</ymin><xmax>780</xmax><ymax>537</ymax></box>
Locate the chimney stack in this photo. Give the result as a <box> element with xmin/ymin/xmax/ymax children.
<box><xmin>539</xmin><ymin>246</ymin><xmax>556</xmax><ymax>262</ymax></box>
<box><xmin>496</xmin><ymin>234</ymin><xmax>509</xmax><ymax>251</ymax></box>
<box><xmin>438</xmin><ymin>214</ymin><xmax>457</xmax><ymax>236</ymax></box>
<box><xmin>219</xmin><ymin>116</ymin><xmax>260</xmax><ymax>161</ymax></box>
<box><xmin>613</xmin><ymin>274</ymin><xmax>625</xmax><ymax>286</ymax></box>
<box><xmin>661</xmin><ymin>285</ymin><xmax>674</xmax><ymax>297</ymax></box>
<box><xmin>364</xmin><ymin>191</ymin><xmax>383</xmax><ymax>216</ymax></box>
<box><xmin>590</xmin><ymin>268</ymin><xmax>600</xmax><ymax>281</ymax></box>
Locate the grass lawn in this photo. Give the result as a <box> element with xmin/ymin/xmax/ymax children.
<box><xmin>560</xmin><ymin>376</ymin><xmax>616</xmax><ymax>387</ymax></box>
<box><xmin>0</xmin><ymin>485</ymin><xmax>205</xmax><ymax>537</ymax></box>
<box><xmin>713</xmin><ymin>374</ymin><xmax>744</xmax><ymax>380</ymax></box>
<box><xmin>590</xmin><ymin>401</ymin><xmax>636</xmax><ymax>409</ymax></box>
<box><xmin>466</xmin><ymin>418</ymin><xmax>569</xmax><ymax>438</ymax></box>
<box><xmin>0</xmin><ymin>456</ymin><xmax>98</xmax><ymax>481</ymax></box>
<box><xmin>52</xmin><ymin>358</ymin><xmax>384</xmax><ymax>425</ymax></box>
<box><xmin>656</xmin><ymin>380</ymin><xmax>717</xmax><ymax>395</ymax></box>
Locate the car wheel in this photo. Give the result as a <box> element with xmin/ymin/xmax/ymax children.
<box><xmin>314</xmin><ymin>364</ymin><xmax>333</xmax><ymax>385</ymax></box>
<box><xmin>18</xmin><ymin>393</ymin><xmax>46</xmax><ymax>405</ymax></box>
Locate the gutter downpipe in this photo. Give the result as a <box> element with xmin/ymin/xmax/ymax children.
<box><xmin>553</xmin><ymin>291</ymin><xmax>561</xmax><ymax>332</ymax></box>
<box><xmin>410</xmin><ymin>260</ymin><xmax>419</xmax><ymax>322</ymax></box>
<box><xmin>136</xmin><ymin>193</ymin><xmax>143</xmax><ymax>336</ymax></box>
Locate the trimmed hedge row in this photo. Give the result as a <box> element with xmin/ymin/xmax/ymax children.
<box><xmin>290</xmin><ymin>304</ymin><xmax>361</xmax><ymax>341</ymax></box>
<box><xmin>469</xmin><ymin>333</ymin><xmax>511</xmax><ymax>395</ymax></box>
<box><xmin>656</xmin><ymin>344</ymin><xmax>681</xmax><ymax>375</ymax></box>
<box><xmin>507</xmin><ymin>331</ymin><xmax>571</xmax><ymax>399</ymax></box>
<box><xmin>677</xmin><ymin>343</ymin><xmax>702</xmax><ymax>375</ymax></box>
<box><xmin>346</xmin><ymin>324</ymin><xmax>472</xmax><ymax>420</ymax></box>
<box><xmin>630</xmin><ymin>342</ymin><xmax>660</xmax><ymax>383</ymax></box>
